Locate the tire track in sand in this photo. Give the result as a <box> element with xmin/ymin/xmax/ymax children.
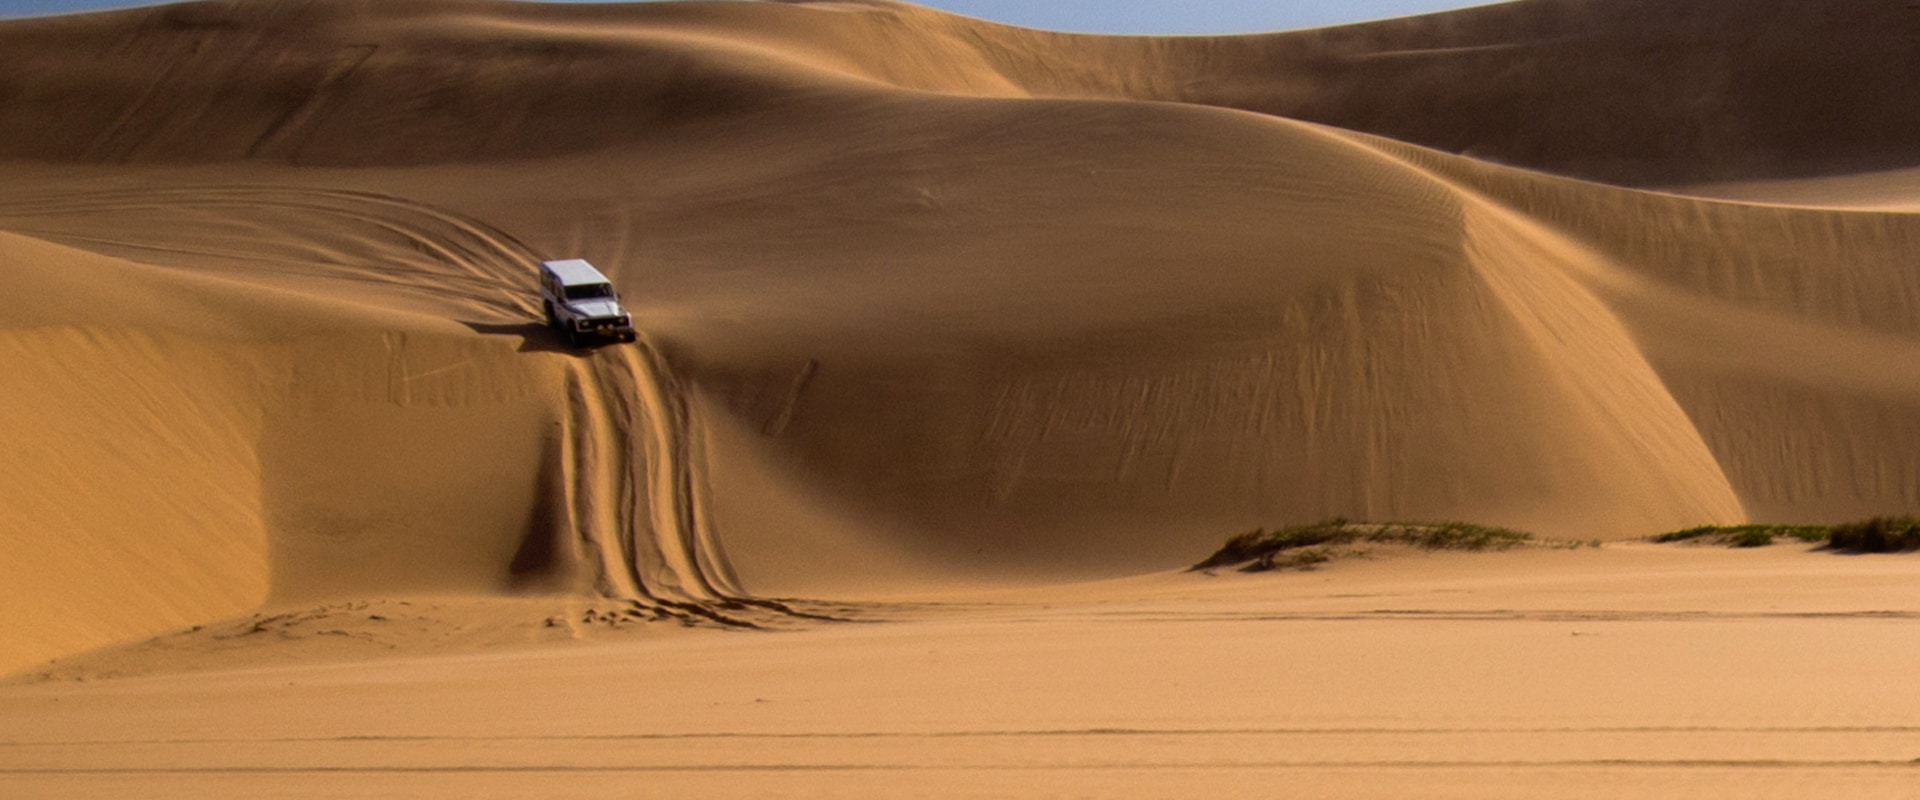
<box><xmin>0</xmin><ymin>185</ymin><xmax>544</xmax><ymax>319</ymax></box>
<box><xmin>0</xmin><ymin>183</ymin><xmax>826</xmax><ymax>623</ymax></box>
<box><xmin>558</xmin><ymin>336</ymin><xmax>828</xmax><ymax>626</ymax></box>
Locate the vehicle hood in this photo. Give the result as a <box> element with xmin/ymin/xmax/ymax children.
<box><xmin>566</xmin><ymin>299</ymin><xmax>627</xmax><ymax>320</ymax></box>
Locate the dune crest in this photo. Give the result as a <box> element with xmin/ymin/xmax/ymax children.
<box><xmin>6</xmin><ymin>0</ymin><xmax>1917</xmax><ymax>181</ymax></box>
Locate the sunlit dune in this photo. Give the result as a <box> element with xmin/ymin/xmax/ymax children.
<box><xmin>3</xmin><ymin>0</ymin><xmax>1919</xmax><ymax>795</ymax></box>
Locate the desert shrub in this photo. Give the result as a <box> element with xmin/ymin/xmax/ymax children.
<box><xmin>1783</xmin><ymin>527</ymin><xmax>1832</xmax><ymax>543</ymax></box>
<box><xmin>1653</xmin><ymin>526</ymin><xmax>1720</xmax><ymax>543</ymax></box>
<box><xmin>1201</xmin><ymin>529</ymin><xmax>1281</xmax><ymax>570</ymax></box>
<box><xmin>1651</xmin><ymin>519</ymin><xmax>1920</xmax><ymax>551</ymax></box>
<box><xmin>1191</xmin><ymin>520</ymin><xmax>1353</xmax><ymax>571</ymax></box>
<box><xmin>1192</xmin><ymin>519</ymin><xmax>1530</xmax><ymax>571</ymax></box>
<box><xmin>1827</xmin><ymin>517</ymin><xmax>1920</xmax><ymax>553</ymax></box>
<box><xmin>1396</xmin><ymin>522</ymin><xmax>1532</xmax><ymax>551</ymax></box>
<box><xmin>1244</xmin><ymin>547</ymin><xmax>1334</xmax><ymax>573</ymax></box>
<box><xmin>1651</xmin><ymin>524</ymin><xmax>1828</xmax><ymax>547</ymax></box>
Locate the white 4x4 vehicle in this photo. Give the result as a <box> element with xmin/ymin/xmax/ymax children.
<box><xmin>539</xmin><ymin>259</ymin><xmax>636</xmax><ymax>346</ymax></box>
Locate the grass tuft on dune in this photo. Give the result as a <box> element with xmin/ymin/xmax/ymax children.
<box><xmin>1828</xmin><ymin>517</ymin><xmax>1920</xmax><ymax>553</ymax></box>
<box><xmin>1652</xmin><ymin>517</ymin><xmax>1920</xmax><ymax>552</ymax></box>
<box><xmin>1652</xmin><ymin>524</ymin><xmax>1830</xmax><ymax>548</ymax></box>
<box><xmin>1192</xmin><ymin>520</ymin><xmax>1532</xmax><ymax>573</ymax></box>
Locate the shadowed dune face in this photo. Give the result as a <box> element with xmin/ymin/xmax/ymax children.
<box><xmin>2</xmin><ymin>0</ymin><xmax>1919</xmax><ymax>671</ymax></box>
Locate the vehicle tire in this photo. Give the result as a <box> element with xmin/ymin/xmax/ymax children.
<box><xmin>543</xmin><ymin>301</ymin><xmax>557</xmax><ymax>328</ymax></box>
<box><xmin>565</xmin><ymin>329</ymin><xmax>582</xmax><ymax>348</ymax></box>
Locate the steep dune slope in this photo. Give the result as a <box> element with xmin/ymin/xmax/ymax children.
<box><xmin>1361</xmin><ymin>137</ymin><xmax>1920</xmax><ymax>523</ymax></box>
<box><xmin>0</xmin><ymin>217</ymin><xmax>743</xmax><ymax>673</ymax></box>
<box><xmin>0</xmin><ymin>234</ymin><xmax>271</xmax><ymax>674</ymax></box>
<box><xmin>518</xmin><ymin>99</ymin><xmax>1748</xmax><ymax>579</ymax></box>
<box><xmin>2</xmin><ymin>0</ymin><xmax>1918</xmax><ymax>669</ymax></box>
<box><xmin>0</xmin><ymin>228</ymin><xmax>553</xmax><ymax>671</ymax></box>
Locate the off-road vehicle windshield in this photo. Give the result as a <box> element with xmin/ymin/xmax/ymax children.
<box><xmin>564</xmin><ymin>283</ymin><xmax>614</xmax><ymax>301</ymax></box>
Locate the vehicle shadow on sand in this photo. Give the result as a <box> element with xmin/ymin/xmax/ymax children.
<box><xmin>460</xmin><ymin>320</ymin><xmax>598</xmax><ymax>355</ymax></box>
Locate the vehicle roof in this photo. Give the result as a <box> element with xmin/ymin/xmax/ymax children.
<box><xmin>541</xmin><ymin>259</ymin><xmax>612</xmax><ymax>286</ymax></box>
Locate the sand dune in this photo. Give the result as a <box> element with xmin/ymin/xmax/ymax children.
<box><xmin>3</xmin><ymin>1</ymin><xmax>1920</xmax><ymax>792</ymax></box>
<box><xmin>3</xmin><ymin>0</ymin><xmax>1919</xmax><ymax>658</ymax></box>
<box><xmin>7</xmin><ymin>0</ymin><xmax>1917</xmax><ymax>179</ymax></box>
<box><xmin>0</xmin><ymin>190</ymin><xmax>740</xmax><ymax>670</ymax></box>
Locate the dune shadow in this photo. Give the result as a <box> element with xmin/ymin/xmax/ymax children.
<box><xmin>460</xmin><ymin>320</ymin><xmax>586</xmax><ymax>354</ymax></box>
<box><xmin>507</xmin><ymin>431</ymin><xmax>573</xmax><ymax>592</ymax></box>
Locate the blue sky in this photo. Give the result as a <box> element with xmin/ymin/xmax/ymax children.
<box><xmin>0</xmin><ymin>0</ymin><xmax>1501</xmax><ymax>34</ymax></box>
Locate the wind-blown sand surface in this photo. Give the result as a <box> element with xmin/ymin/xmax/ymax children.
<box><xmin>2</xmin><ymin>0</ymin><xmax>1919</xmax><ymax>795</ymax></box>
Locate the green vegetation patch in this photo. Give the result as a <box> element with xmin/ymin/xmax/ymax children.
<box><xmin>1652</xmin><ymin>517</ymin><xmax>1920</xmax><ymax>552</ymax></box>
<box><xmin>1651</xmin><ymin>524</ymin><xmax>1828</xmax><ymax>548</ymax></box>
<box><xmin>1828</xmin><ymin>517</ymin><xmax>1920</xmax><ymax>553</ymax></box>
<box><xmin>1192</xmin><ymin>519</ymin><xmax>1532</xmax><ymax>573</ymax></box>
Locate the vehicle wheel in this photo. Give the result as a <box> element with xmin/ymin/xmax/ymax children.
<box><xmin>565</xmin><ymin>329</ymin><xmax>582</xmax><ymax>348</ymax></box>
<box><xmin>543</xmin><ymin>301</ymin><xmax>557</xmax><ymax>328</ymax></box>
<box><xmin>622</xmin><ymin>331</ymin><xmax>637</xmax><ymax>343</ymax></box>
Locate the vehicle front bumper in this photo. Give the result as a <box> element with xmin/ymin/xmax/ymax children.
<box><xmin>574</xmin><ymin>317</ymin><xmax>636</xmax><ymax>338</ymax></box>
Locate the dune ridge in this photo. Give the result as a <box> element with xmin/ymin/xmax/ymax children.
<box><xmin>2</xmin><ymin>0</ymin><xmax>1919</xmax><ymax>675</ymax></box>
<box><xmin>6</xmin><ymin>0</ymin><xmax>1918</xmax><ymax>181</ymax></box>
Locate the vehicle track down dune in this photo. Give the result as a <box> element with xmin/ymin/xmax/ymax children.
<box><xmin>0</xmin><ymin>185</ymin><xmax>545</xmax><ymax>319</ymax></box>
<box><xmin>0</xmin><ymin>179</ymin><xmax>817</xmax><ymax>646</ymax></box>
<box><xmin>555</xmin><ymin>338</ymin><xmax>813</xmax><ymax>626</ymax></box>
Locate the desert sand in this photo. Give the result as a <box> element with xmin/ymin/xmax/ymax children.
<box><xmin>2</xmin><ymin>0</ymin><xmax>1918</xmax><ymax>795</ymax></box>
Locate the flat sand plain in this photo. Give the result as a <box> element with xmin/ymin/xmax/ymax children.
<box><xmin>6</xmin><ymin>545</ymin><xmax>1919</xmax><ymax>798</ymax></box>
<box><xmin>3</xmin><ymin>0</ymin><xmax>1919</xmax><ymax>795</ymax></box>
